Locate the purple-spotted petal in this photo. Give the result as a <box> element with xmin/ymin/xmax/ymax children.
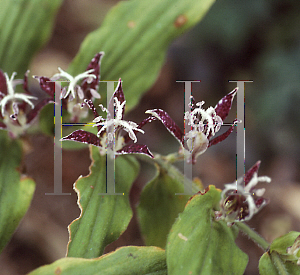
<box><xmin>82</xmin><ymin>99</ymin><xmax>106</xmax><ymax>135</ymax></box>
<box><xmin>190</xmin><ymin>96</ymin><xmax>197</xmax><ymax>111</ymax></box>
<box><xmin>0</xmin><ymin>121</ymin><xmax>6</xmax><ymax>129</ymax></box>
<box><xmin>123</xmin><ymin>116</ymin><xmax>157</xmax><ymax>144</ymax></box>
<box><xmin>117</xmin><ymin>144</ymin><xmax>153</xmax><ymax>158</ymax></box>
<box><xmin>26</xmin><ymin>98</ymin><xmax>54</xmax><ymax>124</ymax></box>
<box><xmin>0</xmin><ymin>70</ymin><xmax>7</xmax><ymax>96</ymax></box>
<box><xmin>108</xmin><ymin>79</ymin><xmax>125</xmax><ymax>119</ymax></box>
<box><xmin>208</xmin><ymin>119</ymin><xmax>238</xmax><ymax>148</ymax></box>
<box><xmin>82</xmin><ymin>99</ymin><xmax>102</xmax><ymax>132</ymax></box>
<box><xmin>255</xmin><ymin>197</ymin><xmax>269</xmax><ymax>209</ymax></box>
<box><xmin>244</xmin><ymin>160</ymin><xmax>261</xmax><ymax>187</ymax></box>
<box><xmin>18</xmin><ymin>71</ymin><xmax>32</xmax><ymax>112</ymax></box>
<box><xmin>138</xmin><ymin>116</ymin><xmax>158</xmax><ymax>129</ymax></box>
<box><xmin>61</xmin><ymin>129</ymin><xmax>101</xmax><ymax>146</ymax></box>
<box><xmin>82</xmin><ymin>99</ymin><xmax>100</xmax><ymax>118</ymax></box>
<box><xmin>112</xmin><ymin>79</ymin><xmax>125</xmax><ymax>105</ymax></box>
<box><xmin>145</xmin><ymin>109</ymin><xmax>184</xmax><ymax>146</ymax></box>
<box><xmin>214</xmin><ymin>88</ymin><xmax>237</xmax><ymax>121</ymax></box>
<box><xmin>23</xmin><ymin>70</ymin><xmax>30</xmax><ymax>94</ymax></box>
<box><xmin>35</xmin><ymin>76</ymin><xmax>55</xmax><ymax>98</ymax></box>
<box><xmin>81</xmin><ymin>52</ymin><xmax>104</xmax><ymax>95</ymax></box>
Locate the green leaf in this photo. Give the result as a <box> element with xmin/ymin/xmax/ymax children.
<box><xmin>67</xmin><ymin>146</ymin><xmax>140</xmax><ymax>258</ymax></box>
<box><xmin>259</xmin><ymin>251</ymin><xmax>300</xmax><ymax>275</ymax></box>
<box><xmin>259</xmin><ymin>231</ymin><xmax>300</xmax><ymax>275</ymax></box>
<box><xmin>0</xmin><ymin>131</ymin><xmax>35</xmax><ymax>253</ymax></box>
<box><xmin>68</xmin><ymin>0</ymin><xmax>215</xmax><ymax>110</ymax></box>
<box><xmin>270</xmin><ymin>231</ymin><xmax>300</xmax><ymax>257</ymax></box>
<box><xmin>0</xmin><ymin>0</ymin><xmax>62</xmax><ymax>75</ymax></box>
<box><xmin>166</xmin><ymin>185</ymin><xmax>248</xmax><ymax>275</ymax></box>
<box><xmin>137</xmin><ymin>164</ymin><xmax>191</xmax><ymax>249</ymax></box>
<box><xmin>28</xmin><ymin>246</ymin><xmax>167</xmax><ymax>275</ymax></box>
<box><xmin>259</xmin><ymin>252</ymin><xmax>280</xmax><ymax>275</ymax></box>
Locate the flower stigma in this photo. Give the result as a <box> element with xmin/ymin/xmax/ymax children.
<box><xmin>0</xmin><ymin>72</ymin><xmax>37</xmax><ymax>118</ymax></box>
<box><xmin>54</xmin><ymin>67</ymin><xmax>97</xmax><ymax>99</ymax></box>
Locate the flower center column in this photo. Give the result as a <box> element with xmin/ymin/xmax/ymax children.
<box><xmin>100</xmin><ymin>81</ymin><xmax>123</xmax><ymax>195</ymax></box>
<box><xmin>47</xmin><ymin>80</ymin><xmax>71</xmax><ymax>195</ymax></box>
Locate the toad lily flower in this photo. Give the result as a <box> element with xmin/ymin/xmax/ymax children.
<box><xmin>0</xmin><ymin>70</ymin><xmax>52</xmax><ymax>138</ymax></box>
<box><xmin>0</xmin><ymin>71</ymin><xmax>36</xmax><ymax>118</ymax></box>
<box><xmin>35</xmin><ymin>52</ymin><xmax>103</xmax><ymax>123</ymax></box>
<box><xmin>145</xmin><ymin>88</ymin><xmax>238</xmax><ymax>163</ymax></box>
<box><xmin>61</xmin><ymin>79</ymin><xmax>153</xmax><ymax>158</ymax></box>
<box><xmin>216</xmin><ymin>161</ymin><xmax>271</xmax><ymax>224</ymax></box>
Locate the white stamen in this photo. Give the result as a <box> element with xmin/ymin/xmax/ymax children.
<box><xmin>186</xmin><ymin>100</ymin><xmax>222</xmax><ymax>139</ymax></box>
<box><xmin>90</xmin><ymin>88</ymin><xmax>101</xmax><ymax>99</ymax></box>
<box><xmin>93</xmin><ymin>97</ymin><xmax>144</xmax><ymax>143</ymax></box>
<box><xmin>77</xmin><ymin>86</ymin><xmax>84</xmax><ymax>100</ymax></box>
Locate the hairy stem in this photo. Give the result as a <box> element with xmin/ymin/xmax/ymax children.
<box><xmin>236</xmin><ymin>222</ymin><xmax>270</xmax><ymax>251</ymax></box>
<box><xmin>270</xmin><ymin>252</ymin><xmax>289</xmax><ymax>275</ymax></box>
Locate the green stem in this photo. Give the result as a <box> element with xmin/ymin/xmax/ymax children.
<box><xmin>271</xmin><ymin>252</ymin><xmax>289</xmax><ymax>275</ymax></box>
<box><xmin>136</xmin><ymin>153</ymin><xmax>202</xmax><ymax>193</ymax></box>
<box><xmin>162</xmin><ymin>152</ymin><xmax>184</xmax><ymax>163</ymax></box>
<box><xmin>236</xmin><ymin>222</ymin><xmax>270</xmax><ymax>251</ymax></box>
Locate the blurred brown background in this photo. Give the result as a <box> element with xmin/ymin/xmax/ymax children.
<box><xmin>0</xmin><ymin>0</ymin><xmax>300</xmax><ymax>274</ymax></box>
